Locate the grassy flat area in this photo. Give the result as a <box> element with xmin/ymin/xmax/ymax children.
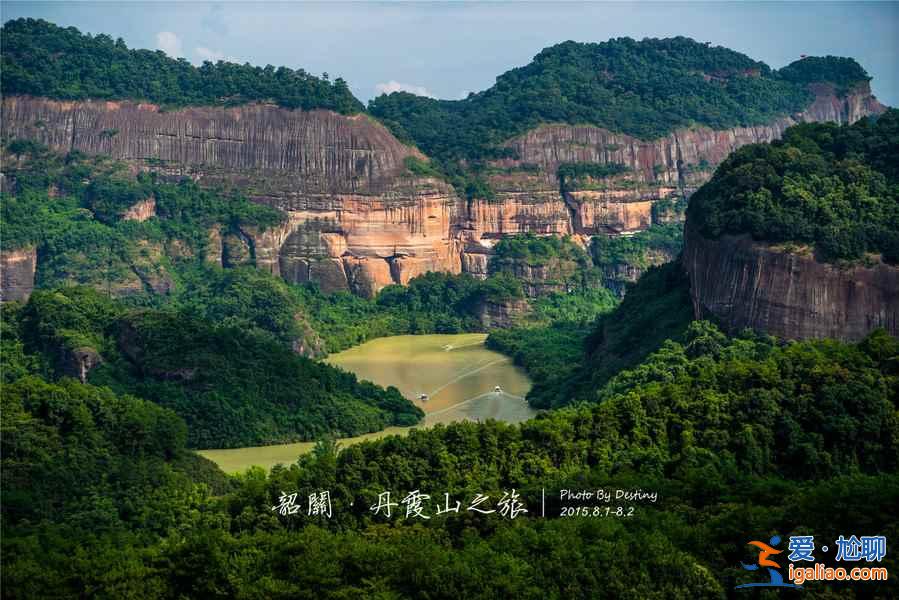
<box><xmin>198</xmin><ymin>427</ymin><xmax>413</xmax><ymax>474</ymax></box>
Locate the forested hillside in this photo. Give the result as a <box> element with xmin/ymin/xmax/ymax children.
<box><xmin>0</xmin><ymin>18</ymin><xmax>363</xmax><ymax>113</ymax></box>
<box><xmin>4</xmin><ymin>320</ymin><xmax>897</xmax><ymax>597</ymax></box>
<box><xmin>489</xmin><ymin>261</ymin><xmax>693</xmax><ymax>408</ymax></box>
<box><xmin>2</xmin><ymin>288</ymin><xmax>423</xmax><ymax>448</ymax></box>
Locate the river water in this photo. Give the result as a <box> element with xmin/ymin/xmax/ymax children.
<box><xmin>199</xmin><ymin>333</ymin><xmax>535</xmax><ymax>472</ymax></box>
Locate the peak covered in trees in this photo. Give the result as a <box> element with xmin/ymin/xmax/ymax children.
<box><xmin>369</xmin><ymin>37</ymin><xmax>869</xmax><ymax>162</ymax></box>
<box><xmin>780</xmin><ymin>55</ymin><xmax>872</xmax><ymax>91</ymax></box>
<box><xmin>0</xmin><ymin>18</ymin><xmax>364</xmax><ymax>113</ymax></box>
<box><xmin>688</xmin><ymin>109</ymin><xmax>899</xmax><ymax>263</ymax></box>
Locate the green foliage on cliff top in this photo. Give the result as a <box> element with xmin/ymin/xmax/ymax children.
<box><xmin>688</xmin><ymin>109</ymin><xmax>899</xmax><ymax>263</ymax></box>
<box><xmin>558</xmin><ymin>161</ymin><xmax>630</xmax><ymax>192</ymax></box>
<box><xmin>6</xmin><ymin>286</ymin><xmax>423</xmax><ymax>448</ymax></box>
<box><xmin>1</xmin><ymin>18</ymin><xmax>363</xmax><ymax>113</ymax></box>
<box><xmin>779</xmin><ymin>55</ymin><xmax>872</xmax><ymax>92</ymax></box>
<box><xmin>490</xmin><ymin>233</ymin><xmax>589</xmax><ymax>268</ymax></box>
<box><xmin>369</xmin><ymin>37</ymin><xmax>869</xmax><ymax>163</ymax></box>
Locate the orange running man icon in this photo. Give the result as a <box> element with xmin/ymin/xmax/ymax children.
<box><xmin>747</xmin><ymin>540</ymin><xmax>782</xmax><ymax>569</ymax></box>
<box><xmin>736</xmin><ymin>534</ymin><xmax>799</xmax><ymax>589</ymax></box>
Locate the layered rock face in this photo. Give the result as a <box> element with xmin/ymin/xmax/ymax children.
<box><xmin>1</xmin><ymin>85</ymin><xmax>885</xmax><ymax>298</ymax></box>
<box><xmin>682</xmin><ymin>224</ymin><xmax>899</xmax><ymax>341</ymax></box>
<box><xmin>486</xmin><ymin>83</ymin><xmax>885</xmax><ymax>234</ymax></box>
<box><xmin>1</xmin><ymin>97</ymin><xmax>461</xmax><ymax>297</ymax></box>
<box><xmin>477</xmin><ymin>298</ymin><xmax>531</xmax><ymax>329</ymax></box>
<box><xmin>459</xmin><ymin>83</ymin><xmax>885</xmax><ymax>283</ymax></box>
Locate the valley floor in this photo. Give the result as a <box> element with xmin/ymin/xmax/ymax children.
<box><xmin>200</xmin><ymin>333</ymin><xmax>534</xmax><ymax>472</ymax></box>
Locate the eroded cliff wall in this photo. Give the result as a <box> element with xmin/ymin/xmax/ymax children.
<box><xmin>1</xmin><ymin>84</ymin><xmax>885</xmax><ymax>297</ymax></box>
<box><xmin>682</xmin><ymin>224</ymin><xmax>899</xmax><ymax>341</ymax></box>
<box><xmin>1</xmin><ymin>97</ymin><xmax>462</xmax><ymax>296</ymax></box>
<box><xmin>483</xmin><ymin>83</ymin><xmax>885</xmax><ymax>237</ymax></box>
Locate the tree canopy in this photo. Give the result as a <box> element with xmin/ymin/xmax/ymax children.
<box><xmin>0</xmin><ymin>18</ymin><xmax>363</xmax><ymax>113</ymax></box>
<box><xmin>688</xmin><ymin>109</ymin><xmax>899</xmax><ymax>262</ymax></box>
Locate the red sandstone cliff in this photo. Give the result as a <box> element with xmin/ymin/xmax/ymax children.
<box><xmin>0</xmin><ymin>83</ymin><xmax>886</xmax><ymax>298</ymax></box>
<box><xmin>1</xmin><ymin>97</ymin><xmax>462</xmax><ymax>297</ymax></box>
<box><xmin>682</xmin><ymin>223</ymin><xmax>899</xmax><ymax>341</ymax></box>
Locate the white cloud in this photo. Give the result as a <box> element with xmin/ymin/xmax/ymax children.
<box><xmin>155</xmin><ymin>31</ymin><xmax>183</xmax><ymax>58</ymax></box>
<box><xmin>374</xmin><ymin>80</ymin><xmax>435</xmax><ymax>98</ymax></box>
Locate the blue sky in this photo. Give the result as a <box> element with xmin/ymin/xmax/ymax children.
<box><xmin>3</xmin><ymin>1</ymin><xmax>897</xmax><ymax>106</ymax></box>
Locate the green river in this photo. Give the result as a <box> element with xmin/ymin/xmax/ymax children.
<box><xmin>199</xmin><ymin>333</ymin><xmax>534</xmax><ymax>472</ymax></box>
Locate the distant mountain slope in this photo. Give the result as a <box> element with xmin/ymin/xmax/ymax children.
<box><xmin>1</xmin><ymin>21</ymin><xmax>887</xmax><ymax>300</ymax></box>
<box><xmin>369</xmin><ymin>37</ymin><xmax>874</xmax><ymax>161</ymax></box>
<box><xmin>0</xmin><ymin>18</ymin><xmax>363</xmax><ymax>113</ymax></box>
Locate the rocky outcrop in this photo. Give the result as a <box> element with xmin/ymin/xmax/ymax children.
<box><xmin>682</xmin><ymin>224</ymin><xmax>899</xmax><ymax>341</ymax></box>
<box><xmin>205</xmin><ymin>227</ymin><xmax>224</xmax><ymax>266</ymax></box>
<box><xmin>1</xmin><ymin>246</ymin><xmax>37</xmax><ymax>302</ymax></box>
<box><xmin>63</xmin><ymin>347</ymin><xmax>102</xmax><ymax>383</ymax></box>
<box><xmin>461</xmin><ymin>248</ymin><xmax>491</xmax><ymax>280</ymax></box>
<box><xmin>477</xmin><ymin>298</ymin><xmax>530</xmax><ymax>328</ymax></box>
<box><xmin>494</xmin><ymin>259</ymin><xmax>584</xmax><ymax>297</ymax></box>
<box><xmin>267</xmin><ymin>179</ymin><xmax>463</xmax><ymax>295</ymax></box>
<box><xmin>121</xmin><ymin>197</ymin><xmax>156</xmax><ymax>222</ymax></box>
<box><xmin>456</xmin><ymin>85</ymin><xmax>885</xmax><ymax>276</ymax></box>
<box><xmin>1</xmin><ymin>97</ymin><xmax>412</xmax><ymax>195</ymax></box>
<box><xmin>222</xmin><ymin>231</ymin><xmax>254</xmax><ymax>268</ymax></box>
<box><xmin>1</xmin><ymin>97</ymin><xmax>462</xmax><ymax>294</ymax></box>
<box><xmin>292</xmin><ymin>316</ymin><xmax>326</xmax><ymax>359</ymax></box>
<box><xmin>2</xmin><ymin>84</ymin><xmax>885</xmax><ymax>297</ymax></box>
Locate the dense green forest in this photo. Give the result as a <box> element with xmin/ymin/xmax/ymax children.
<box><xmin>779</xmin><ymin>55</ymin><xmax>872</xmax><ymax>92</ymax></box>
<box><xmin>2</xmin><ymin>288</ymin><xmax>423</xmax><ymax>448</ymax></box>
<box><xmin>4</xmin><ymin>319</ymin><xmax>897</xmax><ymax>597</ymax></box>
<box><xmin>688</xmin><ymin>109</ymin><xmax>899</xmax><ymax>262</ymax></box>
<box><xmin>0</xmin><ymin>19</ymin><xmax>363</xmax><ymax>113</ymax></box>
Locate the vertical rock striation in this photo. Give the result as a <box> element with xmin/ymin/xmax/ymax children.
<box><xmin>1</xmin><ymin>82</ymin><xmax>885</xmax><ymax>298</ymax></box>
<box><xmin>682</xmin><ymin>223</ymin><xmax>899</xmax><ymax>341</ymax></box>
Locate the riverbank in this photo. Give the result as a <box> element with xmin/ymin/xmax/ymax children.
<box><xmin>199</xmin><ymin>333</ymin><xmax>534</xmax><ymax>472</ymax></box>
